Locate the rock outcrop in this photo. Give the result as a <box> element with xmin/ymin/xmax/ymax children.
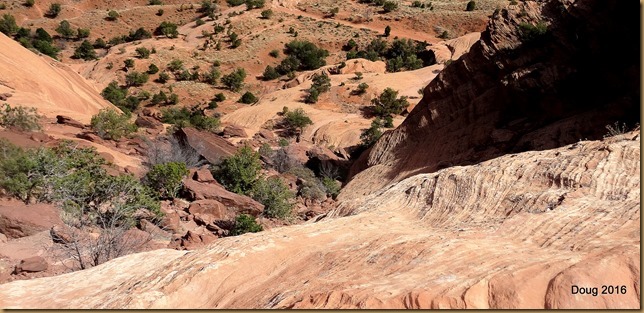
<box><xmin>0</xmin><ymin>131</ymin><xmax>638</xmax><ymax>309</ymax></box>
<box><xmin>174</xmin><ymin>127</ymin><xmax>237</xmax><ymax>164</ymax></box>
<box><xmin>340</xmin><ymin>0</ymin><xmax>640</xmax><ymax>200</ymax></box>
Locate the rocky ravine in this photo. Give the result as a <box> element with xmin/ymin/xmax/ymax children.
<box><xmin>340</xmin><ymin>0</ymin><xmax>640</xmax><ymax>200</ymax></box>
<box><xmin>0</xmin><ymin>130</ymin><xmax>639</xmax><ymax>309</ymax></box>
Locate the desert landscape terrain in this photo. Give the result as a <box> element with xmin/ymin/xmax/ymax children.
<box><xmin>0</xmin><ymin>0</ymin><xmax>639</xmax><ymax>309</ymax></box>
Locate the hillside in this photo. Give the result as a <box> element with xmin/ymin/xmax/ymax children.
<box><xmin>0</xmin><ymin>33</ymin><xmax>115</xmax><ymax>123</ymax></box>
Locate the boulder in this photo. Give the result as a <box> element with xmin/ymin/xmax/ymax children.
<box><xmin>135</xmin><ymin>116</ymin><xmax>164</xmax><ymax>129</ymax></box>
<box><xmin>175</xmin><ymin>127</ymin><xmax>237</xmax><ymax>164</ymax></box>
<box><xmin>0</xmin><ymin>93</ymin><xmax>12</xmax><ymax>101</ymax></box>
<box><xmin>55</xmin><ymin>115</ymin><xmax>85</xmax><ymax>129</ymax></box>
<box><xmin>14</xmin><ymin>256</ymin><xmax>48</xmax><ymax>274</ymax></box>
<box><xmin>222</xmin><ymin>125</ymin><xmax>248</xmax><ymax>138</ymax></box>
<box><xmin>50</xmin><ymin>225</ymin><xmax>74</xmax><ymax>244</ymax></box>
<box><xmin>182</xmin><ymin>179</ymin><xmax>264</xmax><ymax>216</ymax></box>
<box><xmin>192</xmin><ymin>168</ymin><xmax>215</xmax><ymax>183</ymax></box>
<box><xmin>257</xmin><ymin>129</ymin><xmax>275</xmax><ymax>140</ymax></box>
<box><xmin>159</xmin><ymin>211</ymin><xmax>181</xmax><ymax>234</ymax></box>
<box><xmin>0</xmin><ymin>202</ymin><xmax>63</xmax><ymax>239</ymax></box>
<box><xmin>141</xmin><ymin>108</ymin><xmax>162</xmax><ymax>120</ymax></box>
<box><xmin>76</xmin><ymin>132</ymin><xmax>103</xmax><ymax>143</ymax></box>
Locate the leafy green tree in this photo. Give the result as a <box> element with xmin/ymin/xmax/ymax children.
<box><xmin>144</xmin><ymin>162</ymin><xmax>189</xmax><ymax>199</ymax></box>
<box><xmin>72</xmin><ymin>40</ymin><xmax>96</xmax><ymax>60</ymax></box>
<box><xmin>250</xmin><ymin>177</ymin><xmax>293</xmax><ymax>219</ymax></box>
<box><xmin>283</xmin><ymin>108</ymin><xmax>312</xmax><ymax>137</ymax></box>
<box><xmin>215</xmin><ymin>146</ymin><xmax>261</xmax><ymax>194</ymax></box>
<box><xmin>229</xmin><ymin>214</ymin><xmax>262</xmax><ymax>236</ymax></box>
<box><xmin>90</xmin><ymin>109</ymin><xmax>137</xmax><ymax>140</ymax></box>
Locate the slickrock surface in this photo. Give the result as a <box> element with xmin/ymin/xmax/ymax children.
<box><xmin>0</xmin><ymin>131</ymin><xmax>638</xmax><ymax>309</ymax></box>
<box><xmin>0</xmin><ymin>34</ymin><xmax>115</xmax><ymax>123</ymax></box>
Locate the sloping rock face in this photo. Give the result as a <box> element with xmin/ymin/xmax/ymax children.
<box><xmin>340</xmin><ymin>0</ymin><xmax>640</xmax><ymax>200</ymax></box>
<box><xmin>0</xmin><ymin>132</ymin><xmax>638</xmax><ymax>309</ymax></box>
<box><xmin>174</xmin><ymin>127</ymin><xmax>237</xmax><ymax>164</ymax></box>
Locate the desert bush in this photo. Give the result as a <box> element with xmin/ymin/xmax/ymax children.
<box><xmin>283</xmin><ymin>40</ymin><xmax>329</xmax><ymax>71</ymax></box>
<box><xmin>135</xmin><ymin>47</ymin><xmax>151</xmax><ymax>59</ymax></box>
<box><xmin>156</xmin><ymin>21</ymin><xmax>179</xmax><ymax>38</ymax></box>
<box><xmin>382</xmin><ymin>1</ymin><xmax>398</xmax><ymax>12</ymax></box>
<box><xmin>161</xmin><ymin>106</ymin><xmax>219</xmax><ymax>132</ymax></box>
<box><xmin>518</xmin><ymin>21</ymin><xmax>548</xmax><ymax>43</ymax></box>
<box><xmin>147</xmin><ymin>63</ymin><xmax>159</xmax><ymax>74</ymax></box>
<box><xmin>90</xmin><ymin>109</ymin><xmax>137</xmax><ymax>140</ymax></box>
<box><xmin>360</xmin><ymin>118</ymin><xmax>383</xmax><ymax>147</ymax></box>
<box><xmin>226</xmin><ymin>0</ymin><xmax>245</xmax><ymax>6</ymax></box>
<box><xmin>245</xmin><ymin>0</ymin><xmax>264</xmax><ymax>9</ymax></box>
<box><xmin>355</xmin><ymin>82</ymin><xmax>369</xmax><ymax>95</ymax></box>
<box><xmin>250</xmin><ymin>176</ymin><xmax>294</xmax><ymax>219</ymax></box>
<box><xmin>238</xmin><ymin>91</ymin><xmax>258</xmax><ymax>104</ymax></box>
<box><xmin>124</xmin><ymin>58</ymin><xmax>135</xmax><ymax>68</ymax></box>
<box><xmin>221</xmin><ymin>68</ymin><xmax>247</xmax><ymax>91</ymax></box>
<box><xmin>55</xmin><ymin>20</ymin><xmax>75</xmax><ymax>39</ymax></box>
<box><xmin>46</xmin><ymin>3</ymin><xmax>61</xmax><ymax>18</ymax></box>
<box><xmin>156</xmin><ymin>72</ymin><xmax>170</xmax><ymax>83</ymax></box>
<box><xmin>125</xmin><ymin>71</ymin><xmax>149</xmax><ymax>87</ymax></box>
<box><xmin>372</xmin><ymin>87</ymin><xmax>409</xmax><ymax>119</ymax></box>
<box><xmin>287</xmin><ymin>166</ymin><xmax>326</xmax><ymax>201</ymax></box>
<box><xmin>229</xmin><ymin>214</ymin><xmax>262</xmax><ymax>235</ymax></box>
<box><xmin>101</xmin><ymin>81</ymin><xmax>128</xmax><ymax>108</ymax></box>
<box><xmin>167</xmin><ymin>59</ymin><xmax>184</xmax><ymax>72</ymax></box>
<box><xmin>25</xmin><ymin>0</ymin><xmax>35</xmax><ymax>7</ymax></box>
<box><xmin>76</xmin><ymin>28</ymin><xmax>90</xmax><ymax>39</ymax></box>
<box><xmin>322</xmin><ymin>177</ymin><xmax>341</xmax><ymax>198</ymax></box>
<box><xmin>384</xmin><ymin>25</ymin><xmax>391</xmax><ymax>37</ymax></box>
<box><xmin>0</xmin><ymin>103</ymin><xmax>41</xmax><ymax>131</ymax></box>
<box><xmin>0</xmin><ymin>14</ymin><xmax>18</xmax><ymax>36</ymax></box>
<box><xmin>262</xmin><ymin>65</ymin><xmax>280</xmax><ymax>80</ymax></box>
<box><xmin>144</xmin><ymin>162</ymin><xmax>189</xmax><ymax>199</ymax></box>
<box><xmin>107</xmin><ymin>10</ymin><xmax>119</xmax><ymax>21</ymax></box>
<box><xmin>72</xmin><ymin>40</ymin><xmax>96</xmax><ymax>60</ymax></box>
<box><xmin>214</xmin><ymin>146</ymin><xmax>261</xmax><ymax>194</ymax></box>
<box><xmin>145</xmin><ymin>135</ymin><xmax>203</xmax><ymax>167</ymax></box>
<box><xmin>261</xmin><ymin>9</ymin><xmax>273</xmax><ymax>19</ymax></box>
<box><xmin>283</xmin><ymin>108</ymin><xmax>312</xmax><ymax>137</ymax></box>
<box><xmin>465</xmin><ymin>0</ymin><xmax>476</xmax><ymax>11</ymax></box>
<box><xmin>202</xmin><ymin>66</ymin><xmax>221</xmax><ymax>85</ymax></box>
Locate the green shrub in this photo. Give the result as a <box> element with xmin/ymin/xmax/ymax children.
<box><xmin>305</xmin><ymin>72</ymin><xmax>330</xmax><ymax>104</ymax></box>
<box><xmin>149</xmin><ymin>0</ymin><xmax>162</xmax><ymax>4</ymax></box>
<box><xmin>72</xmin><ymin>40</ymin><xmax>96</xmax><ymax>60</ymax></box>
<box><xmin>93</xmin><ymin>38</ymin><xmax>107</xmax><ymax>49</ymax></box>
<box><xmin>221</xmin><ymin>68</ymin><xmax>247</xmax><ymax>91</ymax></box>
<box><xmin>147</xmin><ymin>63</ymin><xmax>159</xmax><ymax>74</ymax></box>
<box><xmin>229</xmin><ymin>214</ymin><xmax>262</xmax><ymax>236</ymax></box>
<box><xmin>238</xmin><ymin>91</ymin><xmax>258</xmax><ymax>104</ymax></box>
<box><xmin>283</xmin><ymin>40</ymin><xmax>329</xmax><ymax>71</ymax></box>
<box><xmin>372</xmin><ymin>87</ymin><xmax>409</xmax><ymax>119</ymax></box>
<box><xmin>125</xmin><ymin>71</ymin><xmax>149</xmax><ymax>87</ymax></box>
<box><xmin>156</xmin><ymin>72</ymin><xmax>170</xmax><ymax>83</ymax></box>
<box><xmin>124</xmin><ymin>58</ymin><xmax>135</xmax><ymax>68</ymax></box>
<box><xmin>202</xmin><ymin>66</ymin><xmax>221</xmax><ymax>85</ymax></box>
<box><xmin>251</xmin><ymin>177</ymin><xmax>293</xmax><ymax>219</ymax></box>
<box><xmin>144</xmin><ymin>162</ymin><xmax>189</xmax><ymax>199</ymax></box>
<box><xmin>107</xmin><ymin>10</ymin><xmax>119</xmax><ymax>21</ymax></box>
<box><xmin>382</xmin><ymin>1</ymin><xmax>398</xmax><ymax>12</ymax></box>
<box><xmin>76</xmin><ymin>28</ymin><xmax>90</xmax><ymax>39</ymax></box>
<box><xmin>135</xmin><ymin>47</ymin><xmax>151</xmax><ymax>59</ymax></box>
<box><xmin>199</xmin><ymin>0</ymin><xmax>216</xmax><ymax>15</ymax></box>
<box><xmin>167</xmin><ymin>59</ymin><xmax>184</xmax><ymax>72</ymax></box>
<box><xmin>245</xmin><ymin>0</ymin><xmax>265</xmax><ymax>10</ymax></box>
<box><xmin>25</xmin><ymin>0</ymin><xmax>35</xmax><ymax>7</ymax></box>
<box><xmin>214</xmin><ymin>146</ymin><xmax>261</xmax><ymax>194</ymax></box>
<box><xmin>283</xmin><ymin>108</ymin><xmax>312</xmax><ymax>137</ymax></box>
<box><xmin>287</xmin><ymin>166</ymin><xmax>326</xmax><ymax>201</ymax></box>
<box><xmin>156</xmin><ymin>8</ymin><xmax>164</xmax><ymax>16</ymax></box>
<box><xmin>0</xmin><ymin>14</ymin><xmax>19</xmax><ymax>36</ymax></box>
<box><xmin>260</xmin><ymin>9</ymin><xmax>273</xmax><ymax>19</ymax></box>
<box><xmin>46</xmin><ymin>3</ymin><xmax>61</xmax><ymax>18</ymax></box>
<box><xmin>384</xmin><ymin>25</ymin><xmax>391</xmax><ymax>37</ymax></box>
<box><xmin>156</xmin><ymin>21</ymin><xmax>179</xmax><ymax>38</ymax></box>
<box><xmin>518</xmin><ymin>22</ymin><xmax>548</xmax><ymax>43</ymax></box>
<box><xmin>161</xmin><ymin>107</ymin><xmax>220</xmax><ymax>131</ymax></box>
<box><xmin>226</xmin><ymin>0</ymin><xmax>245</xmax><ymax>6</ymax></box>
<box><xmin>465</xmin><ymin>0</ymin><xmax>476</xmax><ymax>11</ymax></box>
<box><xmin>90</xmin><ymin>109</ymin><xmax>137</xmax><ymax>140</ymax></box>
<box><xmin>101</xmin><ymin>81</ymin><xmax>128</xmax><ymax>107</ymax></box>
<box><xmin>360</xmin><ymin>118</ymin><xmax>383</xmax><ymax>147</ymax></box>
<box><xmin>0</xmin><ymin>103</ymin><xmax>42</xmax><ymax>131</ymax></box>
<box><xmin>214</xmin><ymin>92</ymin><xmax>226</xmax><ymax>102</ymax></box>
<box><xmin>278</xmin><ymin>137</ymin><xmax>289</xmax><ymax>147</ymax></box>
<box><xmin>262</xmin><ymin>65</ymin><xmax>280</xmax><ymax>80</ymax></box>
<box><xmin>322</xmin><ymin>177</ymin><xmax>340</xmax><ymax>198</ymax></box>
<box><xmin>55</xmin><ymin>20</ymin><xmax>75</xmax><ymax>39</ymax></box>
